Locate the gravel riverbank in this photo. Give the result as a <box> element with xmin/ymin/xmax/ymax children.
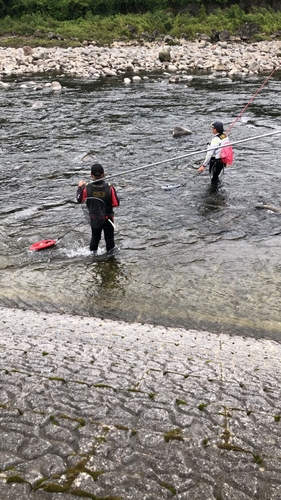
<box><xmin>0</xmin><ymin>38</ymin><xmax>281</xmax><ymax>81</ymax></box>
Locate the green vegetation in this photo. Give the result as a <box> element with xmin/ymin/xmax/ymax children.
<box><xmin>164</xmin><ymin>428</ymin><xmax>184</xmax><ymax>442</ymax></box>
<box><xmin>202</xmin><ymin>437</ymin><xmax>210</xmax><ymax>447</ymax></box>
<box><xmin>175</xmin><ymin>398</ymin><xmax>187</xmax><ymax>405</ymax></box>
<box><xmin>0</xmin><ymin>5</ymin><xmax>281</xmax><ymax>47</ymax></box>
<box><xmin>50</xmin><ymin>415</ymin><xmax>60</xmax><ymax>425</ymax></box>
<box><xmin>198</xmin><ymin>402</ymin><xmax>208</xmax><ymax>410</ymax></box>
<box><xmin>6</xmin><ymin>475</ymin><xmax>26</xmax><ymax>484</ymax></box>
<box><xmin>159</xmin><ymin>481</ymin><xmax>177</xmax><ymax>495</ymax></box>
<box><xmin>0</xmin><ymin>0</ymin><xmax>228</xmax><ymax>20</ymax></box>
<box><xmin>253</xmin><ymin>453</ymin><xmax>264</xmax><ymax>465</ymax></box>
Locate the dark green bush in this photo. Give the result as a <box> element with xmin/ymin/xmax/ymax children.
<box><xmin>1</xmin><ymin>1</ymin><xmax>281</xmax><ymax>46</ymax></box>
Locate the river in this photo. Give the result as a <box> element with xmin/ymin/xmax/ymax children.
<box><xmin>1</xmin><ymin>69</ymin><xmax>281</xmax><ymax>341</ymax></box>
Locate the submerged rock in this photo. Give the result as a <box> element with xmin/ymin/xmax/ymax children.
<box><xmin>32</xmin><ymin>101</ymin><xmax>44</xmax><ymax>109</ymax></box>
<box><xmin>51</xmin><ymin>81</ymin><xmax>62</xmax><ymax>91</ymax></box>
<box><xmin>172</xmin><ymin>126</ymin><xmax>193</xmax><ymax>137</ymax></box>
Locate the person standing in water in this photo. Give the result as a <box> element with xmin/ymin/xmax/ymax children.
<box><xmin>197</xmin><ymin>121</ymin><xmax>229</xmax><ymax>189</ymax></box>
<box><xmin>76</xmin><ymin>163</ymin><xmax>120</xmax><ymax>253</ymax></box>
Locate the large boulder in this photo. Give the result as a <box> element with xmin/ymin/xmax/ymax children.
<box><xmin>159</xmin><ymin>49</ymin><xmax>171</xmax><ymax>62</ymax></box>
<box><xmin>23</xmin><ymin>46</ymin><xmax>33</xmax><ymax>56</ymax></box>
<box><xmin>172</xmin><ymin>126</ymin><xmax>193</xmax><ymax>138</ymax></box>
<box><xmin>239</xmin><ymin>22</ymin><xmax>259</xmax><ymax>40</ymax></box>
<box><xmin>219</xmin><ymin>30</ymin><xmax>230</xmax><ymax>41</ymax></box>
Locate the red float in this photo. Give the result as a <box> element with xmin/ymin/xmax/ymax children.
<box><xmin>29</xmin><ymin>239</ymin><xmax>58</xmax><ymax>252</ymax></box>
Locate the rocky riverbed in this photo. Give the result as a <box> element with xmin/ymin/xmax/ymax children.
<box><xmin>0</xmin><ymin>38</ymin><xmax>281</xmax><ymax>82</ymax></box>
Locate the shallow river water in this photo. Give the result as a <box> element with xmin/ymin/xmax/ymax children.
<box><xmin>1</xmin><ymin>69</ymin><xmax>281</xmax><ymax>341</ymax></box>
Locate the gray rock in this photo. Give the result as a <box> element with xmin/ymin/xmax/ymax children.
<box><xmin>159</xmin><ymin>49</ymin><xmax>171</xmax><ymax>62</ymax></box>
<box><xmin>0</xmin><ymin>431</ymin><xmax>25</xmax><ymax>453</ymax></box>
<box><xmin>32</xmin><ymin>101</ymin><xmax>44</xmax><ymax>109</ymax></box>
<box><xmin>23</xmin><ymin>45</ymin><xmax>33</xmax><ymax>56</ymax></box>
<box><xmin>0</xmin><ymin>40</ymin><xmax>280</xmax><ymax>80</ymax></box>
<box><xmin>169</xmin><ymin>75</ymin><xmax>180</xmax><ymax>83</ymax></box>
<box><xmin>173</xmin><ymin>126</ymin><xmax>193</xmax><ymax>137</ymax></box>
<box><xmin>20</xmin><ymin>437</ymin><xmax>52</xmax><ymax>460</ymax></box>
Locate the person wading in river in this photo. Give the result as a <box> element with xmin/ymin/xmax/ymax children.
<box><xmin>197</xmin><ymin>121</ymin><xmax>228</xmax><ymax>190</ymax></box>
<box><xmin>76</xmin><ymin>163</ymin><xmax>120</xmax><ymax>253</ymax></box>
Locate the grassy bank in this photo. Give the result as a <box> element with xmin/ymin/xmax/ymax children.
<box><xmin>0</xmin><ymin>6</ymin><xmax>281</xmax><ymax>47</ymax></box>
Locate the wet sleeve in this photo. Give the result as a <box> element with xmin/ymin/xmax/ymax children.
<box><xmin>76</xmin><ymin>186</ymin><xmax>87</xmax><ymax>203</ymax></box>
<box><xmin>111</xmin><ymin>186</ymin><xmax>120</xmax><ymax>208</ymax></box>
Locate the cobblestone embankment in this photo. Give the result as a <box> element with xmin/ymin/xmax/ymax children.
<box><xmin>0</xmin><ymin>306</ymin><xmax>280</xmax><ymax>499</ymax></box>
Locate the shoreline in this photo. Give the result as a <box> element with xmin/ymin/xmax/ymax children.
<box><xmin>1</xmin><ymin>38</ymin><xmax>281</xmax><ymax>81</ymax></box>
<box><xmin>1</xmin><ymin>304</ymin><xmax>280</xmax><ymax>345</ymax></box>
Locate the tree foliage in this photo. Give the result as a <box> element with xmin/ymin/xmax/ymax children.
<box><xmin>0</xmin><ymin>0</ymin><xmax>280</xmax><ymax>46</ymax></box>
<box><xmin>0</xmin><ymin>0</ymin><xmax>246</xmax><ymax>20</ymax></box>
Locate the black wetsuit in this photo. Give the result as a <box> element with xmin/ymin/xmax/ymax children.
<box><xmin>76</xmin><ymin>180</ymin><xmax>119</xmax><ymax>252</ymax></box>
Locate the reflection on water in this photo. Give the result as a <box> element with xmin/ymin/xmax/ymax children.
<box><xmin>86</xmin><ymin>257</ymin><xmax>127</xmax><ymax>294</ymax></box>
<box><xmin>1</xmin><ymin>71</ymin><xmax>281</xmax><ymax>341</ymax></box>
<box><xmin>199</xmin><ymin>186</ymin><xmax>229</xmax><ymax>214</ymax></box>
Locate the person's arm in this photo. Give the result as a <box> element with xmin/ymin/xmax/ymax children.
<box><xmin>76</xmin><ymin>181</ymin><xmax>87</xmax><ymax>203</ymax></box>
<box><xmin>198</xmin><ymin>136</ymin><xmax>220</xmax><ymax>172</ymax></box>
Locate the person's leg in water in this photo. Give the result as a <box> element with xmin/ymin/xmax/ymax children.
<box><xmin>103</xmin><ymin>219</ymin><xmax>115</xmax><ymax>252</ymax></box>
<box><xmin>209</xmin><ymin>158</ymin><xmax>224</xmax><ymax>188</ymax></box>
<box><xmin>90</xmin><ymin>227</ymin><xmax>102</xmax><ymax>252</ymax></box>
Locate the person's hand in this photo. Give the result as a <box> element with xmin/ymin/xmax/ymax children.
<box><xmin>78</xmin><ymin>180</ymin><xmax>86</xmax><ymax>187</ymax></box>
<box><xmin>197</xmin><ymin>165</ymin><xmax>206</xmax><ymax>173</ymax></box>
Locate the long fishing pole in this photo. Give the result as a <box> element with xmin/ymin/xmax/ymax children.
<box><xmin>30</xmin><ymin>129</ymin><xmax>281</xmax><ymax>251</ymax></box>
<box><xmin>56</xmin><ymin>219</ymin><xmax>84</xmax><ymax>242</ymax></box>
<box><xmin>99</xmin><ymin>129</ymin><xmax>281</xmax><ymax>182</ymax></box>
<box><xmin>108</xmin><ymin>67</ymin><xmax>281</xmax><ymax>180</ymax></box>
<box><xmin>84</xmin><ymin>70</ymin><xmax>281</xmax><ymax>184</ymax></box>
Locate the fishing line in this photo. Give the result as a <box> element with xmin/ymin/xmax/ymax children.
<box><xmin>82</xmin><ymin>69</ymin><xmax>280</xmax><ymax>178</ymax></box>
<box><xmin>29</xmin><ymin>220</ymin><xmax>84</xmax><ymax>251</ymax></box>
<box><xmin>29</xmin><ymin>130</ymin><xmax>281</xmax><ymax>251</ymax></box>
<box><xmin>81</xmin><ymin>72</ymin><xmax>281</xmax><ymax>184</ymax></box>
<box><xmin>226</xmin><ymin>63</ymin><xmax>281</xmax><ymax>134</ymax></box>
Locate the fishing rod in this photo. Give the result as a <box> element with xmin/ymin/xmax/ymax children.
<box><xmin>227</xmin><ymin>63</ymin><xmax>281</xmax><ymax>134</ymax></box>
<box><xmin>34</xmin><ymin>71</ymin><xmax>280</xmax><ymax>250</ymax></box>
<box><xmin>29</xmin><ymin>129</ymin><xmax>281</xmax><ymax>251</ymax></box>
<box><xmin>103</xmin><ymin>129</ymin><xmax>281</xmax><ymax>182</ymax></box>
<box><xmin>161</xmin><ymin>129</ymin><xmax>281</xmax><ymax>187</ymax></box>
<box><xmin>29</xmin><ymin>220</ymin><xmax>85</xmax><ymax>251</ymax></box>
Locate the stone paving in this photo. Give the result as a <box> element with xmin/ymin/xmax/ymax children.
<box><xmin>0</xmin><ymin>306</ymin><xmax>280</xmax><ymax>500</ymax></box>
